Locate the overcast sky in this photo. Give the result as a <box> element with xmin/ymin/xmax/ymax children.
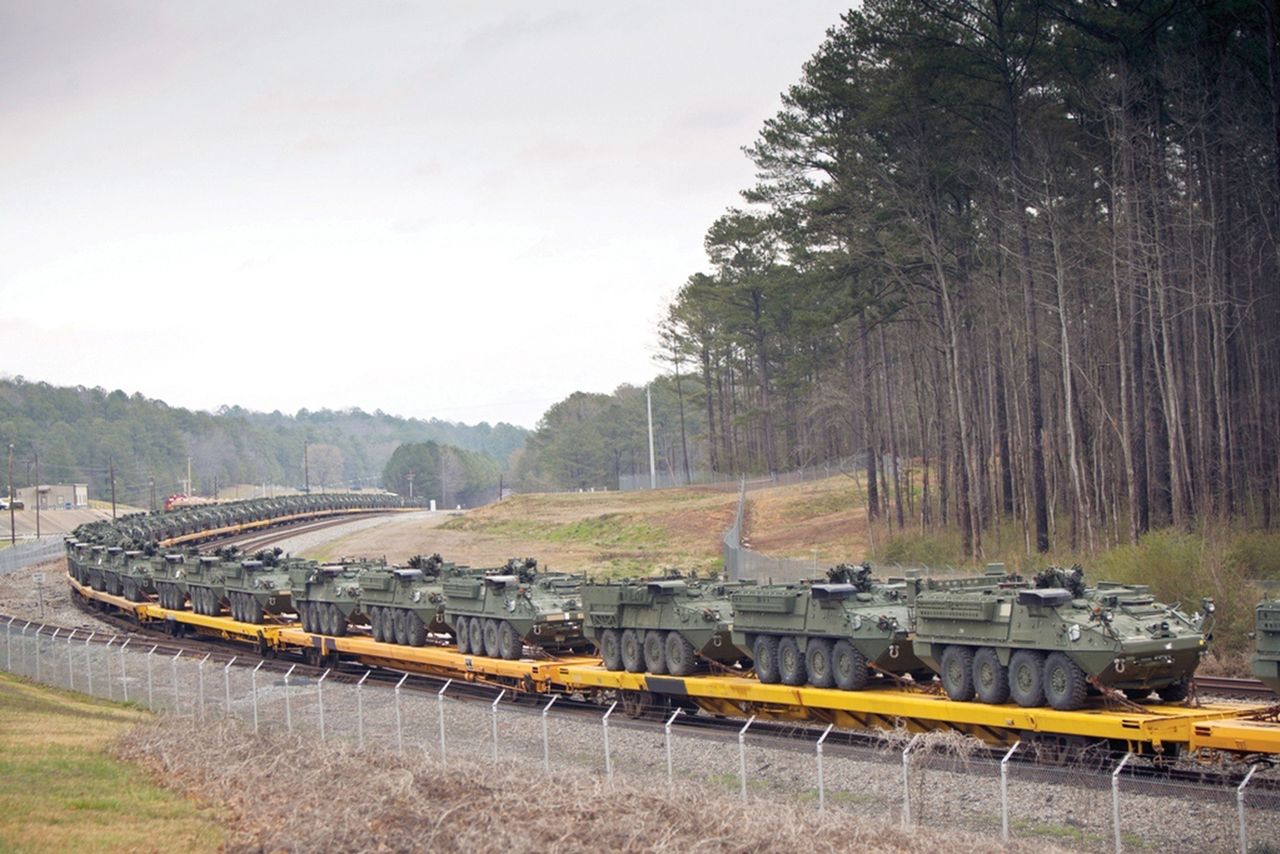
<box><xmin>1</xmin><ymin>1</ymin><xmax>849</xmax><ymax>428</ymax></box>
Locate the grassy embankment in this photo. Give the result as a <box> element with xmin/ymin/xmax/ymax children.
<box><xmin>0</xmin><ymin>672</ymin><xmax>224</xmax><ymax>852</ymax></box>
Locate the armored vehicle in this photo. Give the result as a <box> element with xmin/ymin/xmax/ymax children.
<box><xmin>730</xmin><ymin>564</ymin><xmax>925</xmax><ymax>689</ymax></box>
<box><xmin>184</xmin><ymin>554</ymin><xmax>231</xmax><ymax>616</ymax></box>
<box><xmin>290</xmin><ymin>559</ymin><xmax>370</xmax><ymax>636</ymax></box>
<box><xmin>911</xmin><ymin>566</ymin><xmax>1210</xmax><ymax>710</ymax></box>
<box><xmin>151</xmin><ymin>553</ymin><xmax>191</xmax><ymax>610</ymax></box>
<box><xmin>581</xmin><ymin>574</ymin><xmax>749</xmax><ymax>675</ymax></box>
<box><xmin>119</xmin><ymin>550</ymin><xmax>158</xmax><ymax>602</ymax></box>
<box><xmin>222</xmin><ymin>549</ymin><xmax>295</xmax><ymax>624</ymax></box>
<box><xmin>444</xmin><ymin>558</ymin><xmax>587</xmax><ymax>660</ymax></box>
<box><xmin>1252</xmin><ymin>598</ymin><xmax>1280</xmax><ymax>696</ymax></box>
<box><xmin>359</xmin><ymin>554</ymin><xmax>471</xmax><ymax>647</ymax></box>
<box><xmin>97</xmin><ymin>546</ymin><xmax>129</xmax><ymax>596</ymax></box>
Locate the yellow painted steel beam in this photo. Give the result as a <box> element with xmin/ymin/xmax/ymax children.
<box><xmin>1190</xmin><ymin>718</ymin><xmax>1280</xmax><ymax>754</ymax></box>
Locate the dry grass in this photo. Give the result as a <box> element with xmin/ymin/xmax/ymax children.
<box><xmin>0</xmin><ymin>673</ymin><xmax>223</xmax><ymax>853</ymax></box>
<box><xmin>744</xmin><ymin>476</ymin><xmax>872</xmax><ymax>564</ymax></box>
<box><xmin>115</xmin><ymin>716</ymin><xmax>1062</xmax><ymax>854</ymax></box>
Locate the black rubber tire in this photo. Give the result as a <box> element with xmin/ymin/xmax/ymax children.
<box><xmin>246</xmin><ymin>598</ymin><xmax>264</xmax><ymax>625</ymax></box>
<box><xmin>393</xmin><ymin>609</ymin><xmax>408</xmax><ymax>646</ymax></box>
<box><xmin>665</xmin><ymin>632</ymin><xmax>696</xmax><ymax>676</ymax></box>
<box><xmin>483</xmin><ymin>619</ymin><xmax>501</xmax><ymax>658</ymax></box>
<box><xmin>778</xmin><ymin>637</ymin><xmax>806</xmax><ymax>686</ymax></box>
<box><xmin>455</xmin><ymin>616</ymin><xmax>470</xmax><ymax>653</ymax></box>
<box><xmin>805</xmin><ymin>638</ymin><xmax>836</xmax><ymax>689</ymax></box>
<box><xmin>228</xmin><ymin>592</ymin><xmax>239</xmax><ymax>622</ymax></box>
<box><xmin>621</xmin><ymin>629</ymin><xmax>645</xmax><ymax>673</ymax></box>
<box><xmin>1008</xmin><ymin>650</ymin><xmax>1046</xmax><ymax>707</ymax></box>
<box><xmin>1123</xmin><ymin>686</ymin><xmax>1153</xmax><ymax>701</ymax></box>
<box><xmin>498</xmin><ymin>621</ymin><xmax>522</xmax><ymax>660</ymax></box>
<box><xmin>407</xmin><ymin>613</ymin><xmax>427</xmax><ymax>647</ymax></box>
<box><xmin>643</xmin><ymin>631</ymin><xmax>668</xmax><ymax>675</ymax></box>
<box><xmin>940</xmin><ymin>646</ymin><xmax>976</xmax><ymax>701</ymax></box>
<box><xmin>973</xmin><ymin>647</ymin><xmax>1010</xmax><ymax>705</ymax></box>
<box><xmin>1044</xmin><ymin>652</ymin><xmax>1088</xmax><ymax>711</ymax></box>
<box><xmin>754</xmin><ymin>635</ymin><xmax>781</xmax><ymax>684</ymax></box>
<box><xmin>600</xmin><ymin>629</ymin><xmax>623</xmax><ymax>671</ymax></box>
<box><xmin>832</xmin><ymin>640</ymin><xmax>868</xmax><ymax>690</ymax></box>
<box><xmin>330</xmin><ymin>603</ymin><xmax>347</xmax><ymax>637</ymax></box>
<box><xmin>1158</xmin><ymin>679</ymin><xmax>1190</xmax><ymax>702</ymax></box>
<box><xmin>468</xmin><ymin>617</ymin><xmax>485</xmax><ymax>655</ymax></box>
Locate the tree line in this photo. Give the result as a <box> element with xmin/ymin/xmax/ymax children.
<box><xmin>523</xmin><ymin>1</ymin><xmax>1280</xmax><ymax>558</ymax></box>
<box><xmin>382</xmin><ymin>441</ymin><xmax>502</xmax><ymax>508</ymax></box>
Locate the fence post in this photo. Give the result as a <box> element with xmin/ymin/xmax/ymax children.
<box><xmin>282</xmin><ymin>664</ymin><xmax>296</xmax><ymax>732</ymax></box>
<box><xmin>84</xmin><ymin>633</ymin><xmax>94</xmax><ymax>695</ymax></box>
<box><xmin>317</xmin><ymin>669</ymin><xmax>330</xmax><ymax>741</ymax></box>
<box><xmin>437</xmin><ymin>679</ymin><xmax>452</xmax><ymax>763</ymax></box>
<box><xmin>394</xmin><ymin>673</ymin><xmax>408</xmax><ymax>753</ymax></box>
<box><xmin>49</xmin><ymin>628</ymin><xmax>60</xmax><ymax>685</ymax></box>
<box><xmin>103</xmin><ymin>635</ymin><xmax>114</xmax><ymax>698</ymax></box>
<box><xmin>1111</xmin><ymin>752</ymin><xmax>1132</xmax><ymax>854</ymax></box>
<box><xmin>816</xmin><ymin>723</ymin><xmax>834</xmax><ymax>811</ymax></box>
<box><xmin>901</xmin><ymin>734</ymin><xmax>921</xmax><ymax>828</ymax></box>
<box><xmin>1238</xmin><ymin>763</ymin><xmax>1260</xmax><ymax>854</ymax></box>
<box><xmin>197</xmin><ymin>654</ymin><xmax>209</xmax><ymax>720</ymax></box>
<box><xmin>35</xmin><ymin>624</ymin><xmax>44</xmax><ymax>683</ymax></box>
<box><xmin>118</xmin><ymin>638</ymin><xmax>129</xmax><ymax>701</ymax></box>
<box><xmin>602</xmin><ymin>701</ymin><xmax>618</xmax><ymax>784</ymax></box>
<box><xmin>738</xmin><ymin>715</ymin><xmax>756</xmax><ymax>802</ymax></box>
<box><xmin>5</xmin><ymin>616</ymin><xmax>13</xmax><ymax>672</ymax></box>
<box><xmin>356</xmin><ymin>670</ymin><xmax>370</xmax><ymax>749</ymax></box>
<box><xmin>65</xmin><ymin>631</ymin><xmax>74</xmax><ymax>691</ymax></box>
<box><xmin>1000</xmin><ymin>741</ymin><xmax>1020</xmax><ymax>842</ymax></box>
<box><xmin>171</xmin><ymin>650</ymin><xmax>182</xmax><ymax>715</ymax></box>
<box><xmin>251</xmin><ymin>659</ymin><xmax>263</xmax><ymax>732</ymax></box>
<box><xmin>664</xmin><ymin>707</ymin><xmax>683</xmax><ymax>787</ymax></box>
<box><xmin>147</xmin><ymin>646</ymin><xmax>157</xmax><ymax>709</ymax></box>
<box><xmin>490</xmin><ymin>689</ymin><xmax>506</xmax><ymax>762</ymax></box>
<box><xmin>541</xmin><ymin>695</ymin><xmax>559</xmax><ymax>774</ymax></box>
<box><xmin>223</xmin><ymin>656</ymin><xmax>237</xmax><ymax>717</ymax></box>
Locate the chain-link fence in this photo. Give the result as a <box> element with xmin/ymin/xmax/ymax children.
<box><xmin>0</xmin><ymin>538</ymin><xmax>65</xmax><ymax>575</ymax></box>
<box><xmin>2</xmin><ymin>618</ymin><xmax>1277</xmax><ymax>852</ymax></box>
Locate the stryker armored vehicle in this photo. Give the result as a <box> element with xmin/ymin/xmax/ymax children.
<box><xmin>358</xmin><ymin>554</ymin><xmax>472</xmax><ymax>646</ymax></box>
<box><xmin>151</xmin><ymin>553</ymin><xmax>192</xmax><ymax>610</ymax></box>
<box><xmin>222</xmin><ymin>549</ymin><xmax>295</xmax><ymax>624</ymax></box>
<box><xmin>119</xmin><ymin>549</ymin><xmax>158</xmax><ymax>602</ymax></box>
<box><xmin>85</xmin><ymin>545</ymin><xmax>108</xmax><ymax>592</ymax></box>
<box><xmin>444</xmin><ymin>558</ymin><xmax>587</xmax><ymax>660</ymax></box>
<box><xmin>98</xmin><ymin>546</ymin><xmax>128</xmax><ymax>596</ymax></box>
<box><xmin>730</xmin><ymin>564</ymin><xmax>926</xmax><ymax>689</ymax></box>
<box><xmin>581</xmin><ymin>574</ymin><xmax>750</xmax><ymax>675</ymax></box>
<box><xmin>290</xmin><ymin>558</ymin><xmax>381</xmax><ymax>636</ymax></box>
<box><xmin>910</xmin><ymin>565</ymin><xmax>1211</xmax><ymax>710</ymax></box>
<box><xmin>184</xmin><ymin>553</ymin><xmax>232</xmax><ymax>616</ymax></box>
<box><xmin>1252</xmin><ymin>598</ymin><xmax>1280</xmax><ymax>696</ymax></box>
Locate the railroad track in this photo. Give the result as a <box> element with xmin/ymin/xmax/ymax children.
<box><xmin>1191</xmin><ymin>674</ymin><xmax>1276</xmax><ymax>699</ymax></box>
<box><xmin>203</xmin><ymin>512</ymin><xmax>398</xmax><ymax>555</ymax></box>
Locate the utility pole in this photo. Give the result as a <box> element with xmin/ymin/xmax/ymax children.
<box><xmin>109</xmin><ymin>458</ymin><xmax>117</xmax><ymax>520</ymax></box>
<box><xmin>646</xmin><ymin>384</ymin><xmax>657</xmax><ymax>490</ymax></box>
<box><xmin>498</xmin><ymin>474</ymin><xmax>503</xmax><ymax>502</ymax></box>
<box><xmin>187</xmin><ymin>455</ymin><xmax>193</xmax><ymax>497</ymax></box>
<box><xmin>7</xmin><ymin>443</ymin><xmax>14</xmax><ymax>545</ymax></box>
<box><xmin>33</xmin><ymin>445</ymin><xmax>39</xmax><ymax>540</ymax></box>
<box><xmin>304</xmin><ymin>441</ymin><xmax>310</xmax><ymax>494</ymax></box>
<box><xmin>407</xmin><ymin>471</ymin><xmax>414</xmax><ymax>499</ymax></box>
<box><xmin>149</xmin><ymin>477</ymin><xmax>156</xmax><ymax>513</ymax></box>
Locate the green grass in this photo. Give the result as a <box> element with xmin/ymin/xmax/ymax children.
<box><xmin>442</xmin><ymin>512</ymin><xmax>669</xmax><ymax>550</ymax></box>
<box><xmin>0</xmin><ymin>672</ymin><xmax>224</xmax><ymax>853</ymax></box>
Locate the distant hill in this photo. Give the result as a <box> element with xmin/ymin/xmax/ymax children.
<box><xmin>0</xmin><ymin>378</ymin><xmax>527</xmax><ymax>507</ymax></box>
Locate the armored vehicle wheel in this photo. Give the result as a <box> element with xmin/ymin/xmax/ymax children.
<box><xmin>599</xmin><ymin>629</ymin><xmax>623</xmax><ymax>670</ymax></box>
<box><xmin>940</xmin><ymin>646</ymin><xmax>976</xmax><ymax>701</ymax></box>
<box><xmin>483</xmin><ymin>619</ymin><xmax>501</xmax><ymax>658</ymax></box>
<box><xmin>973</xmin><ymin>647</ymin><xmax>1010</xmax><ymax>705</ymax></box>
<box><xmin>468</xmin><ymin>618</ymin><xmax>485</xmax><ymax>656</ymax></box>
<box><xmin>754</xmin><ymin>635</ymin><xmax>781</xmax><ymax>684</ymax></box>
<box><xmin>200</xmin><ymin>588</ymin><xmax>210</xmax><ymax>617</ymax></box>
<box><xmin>393</xmin><ymin>609</ymin><xmax>409</xmax><ymax>646</ymax></box>
<box><xmin>665</xmin><ymin>632</ymin><xmax>696</xmax><ymax>676</ymax></box>
<box><xmin>1044</xmin><ymin>652</ymin><xmax>1087</xmax><ymax>710</ymax></box>
<box><xmin>407</xmin><ymin>613</ymin><xmax>427</xmax><ymax>647</ymax></box>
<box><xmin>367</xmin><ymin>607</ymin><xmax>382</xmax><ymax>641</ymax></box>
<box><xmin>498</xmin><ymin>621</ymin><xmax>522</xmax><ymax>660</ymax></box>
<box><xmin>228</xmin><ymin>593</ymin><xmax>239</xmax><ymax>621</ymax></box>
<box><xmin>330</xmin><ymin>604</ymin><xmax>347</xmax><ymax>637</ymax></box>
<box><xmin>621</xmin><ymin>629</ymin><xmax>645</xmax><ymax>673</ymax></box>
<box><xmin>307</xmin><ymin>604</ymin><xmax>319</xmax><ymax>634</ymax></box>
<box><xmin>1158</xmin><ymin>678</ymin><xmax>1189</xmax><ymax>702</ymax></box>
<box><xmin>381</xmin><ymin>608</ymin><xmax>394</xmax><ymax>642</ymax></box>
<box><xmin>778</xmin><ymin>637</ymin><xmax>806</xmax><ymax>686</ymax></box>
<box><xmin>1123</xmin><ymin>687</ymin><xmax>1152</xmax><ymax>701</ymax></box>
<box><xmin>1008</xmin><ymin>650</ymin><xmax>1046</xmax><ymax>707</ymax></box>
<box><xmin>205</xmin><ymin>590</ymin><xmax>217</xmax><ymax>616</ymax></box>
<box><xmin>246</xmin><ymin>599</ymin><xmax>264</xmax><ymax>624</ymax></box>
<box><xmin>122</xmin><ymin>580</ymin><xmax>133</xmax><ymax>600</ymax></box>
<box><xmin>455</xmin><ymin>616</ymin><xmax>471</xmax><ymax>653</ymax></box>
<box><xmin>832</xmin><ymin>640</ymin><xmax>868</xmax><ymax>690</ymax></box>
<box><xmin>643</xmin><ymin>631</ymin><xmax>668</xmax><ymax>675</ymax></box>
<box><xmin>805</xmin><ymin>638</ymin><xmax>835</xmax><ymax>688</ymax></box>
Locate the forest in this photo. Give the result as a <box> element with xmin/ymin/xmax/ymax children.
<box><xmin>0</xmin><ymin>378</ymin><xmax>526</xmax><ymax>507</ymax></box>
<box><xmin>521</xmin><ymin>0</ymin><xmax>1280</xmax><ymax>559</ymax></box>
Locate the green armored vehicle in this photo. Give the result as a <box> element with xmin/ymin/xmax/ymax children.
<box><xmin>730</xmin><ymin>564</ymin><xmax>925</xmax><ymax>689</ymax></box>
<box><xmin>184</xmin><ymin>554</ymin><xmax>231</xmax><ymax>616</ymax></box>
<box><xmin>152</xmin><ymin>553</ymin><xmax>192</xmax><ymax>611</ymax></box>
<box><xmin>119</xmin><ymin>550</ymin><xmax>158</xmax><ymax>602</ymax></box>
<box><xmin>290</xmin><ymin>560</ymin><xmax>367</xmax><ymax>636</ymax></box>
<box><xmin>581</xmin><ymin>574</ymin><xmax>748</xmax><ymax>675</ymax></box>
<box><xmin>1252</xmin><ymin>598</ymin><xmax>1280</xmax><ymax>696</ymax></box>
<box><xmin>911</xmin><ymin>566</ymin><xmax>1210</xmax><ymax>710</ymax></box>
<box><xmin>222</xmin><ymin>549</ymin><xmax>295</xmax><ymax>624</ymax></box>
<box><xmin>359</xmin><ymin>554</ymin><xmax>471</xmax><ymax>647</ymax></box>
<box><xmin>99</xmin><ymin>547</ymin><xmax>128</xmax><ymax>596</ymax></box>
<box><xmin>85</xmin><ymin>545</ymin><xmax>109</xmax><ymax>592</ymax></box>
<box><xmin>445</xmin><ymin>558</ymin><xmax>587</xmax><ymax>660</ymax></box>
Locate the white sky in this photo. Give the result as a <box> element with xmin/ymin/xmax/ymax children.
<box><xmin>0</xmin><ymin>1</ymin><xmax>849</xmax><ymax>428</ymax></box>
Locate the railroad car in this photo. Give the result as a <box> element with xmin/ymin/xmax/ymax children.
<box><xmin>911</xmin><ymin>566</ymin><xmax>1209</xmax><ymax>710</ymax></box>
<box><xmin>445</xmin><ymin>558</ymin><xmax>587</xmax><ymax>659</ymax></box>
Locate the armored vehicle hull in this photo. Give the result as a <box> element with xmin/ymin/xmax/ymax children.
<box><xmin>183</xmin><ymin>555</ymin><xmax>230</xmax><ymax>616</ymax></box>
<box><xmin>444</xmin><ymin>560</ymin><xmax>586</xmax><ymax>660</ymax></box>
<box><xmin>151</xmin><ymin>553</ymin><xmax>192</xmax><ymax>611</ymax></box>
<box><xmin>290</xmin><ymin>562</ymin><xmax>367</xmax><ymax>636</ymax></box>
<box><xmin>99</xmin><ymin>547</ymin><xmax>127</xmax><ymax>596</ymax></box>
<box><xmin>222</xmin><ymin>557</ymin><xmax>294</xmax><ymax>624</ymax></box>
<box><xmin>358</xmin><ymin>557</ymin><xmax>471</xmax><ymax>647</ymax></box>
<box><xmin>119</xmin><ymin>550</ymin><xmax>157</xmax><ymax>602</ymax></box>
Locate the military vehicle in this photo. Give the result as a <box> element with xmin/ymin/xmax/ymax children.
<box><xmin>98</xmin><ymin>547</ymin><xmax>129</xmax><ymax>596</ymax></box>
<box><xmin>359</xmin><ymin>554</ymin><xmax>470</xmax><ymax>647</ymax></box>
<box><xmin>730</xmin><ymin>564</ymin><xmax>925</xmax><ymax>689</ymax></box>
<box><xmin>1252</xmin><ymin>598</ymin><xmax>1280</xmax><ymax>696</ymax></box>
<box><xmin>444</xmin><ymin>558</ymin><xmax>587</xmax><ymax>660</ymax></box>
<box><xmin>151</xmin><ymin>553</ymin><xmax>191</xmax><ymax>610</ymax></box>
<box><xmin>185</xmin><ymin>553</ymin><xmax>231</xmax><ymax>616</ymax></box>
<box><xmin>290</xmin><ymin>559</ymin><xmax>369</xmax><ymax>636</ymax></box>
<box><xmin>119</xmin><ymin>549</ymin><xmax>158</xmax><ymax>602</ymax></box>
<box><xmin>222</xmin><ymin>549</ymin><xmax>295</xmax><ymax>624</ymax></box>
<box><xmin>910</xmin><ymin>565</ymin><xmax>1210</xmax><ymax>710</ymax></box>
<box><xmin>581</xmin><ymin>574</ymin><xmax>749</xmax><ymax>675</ymax></box>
